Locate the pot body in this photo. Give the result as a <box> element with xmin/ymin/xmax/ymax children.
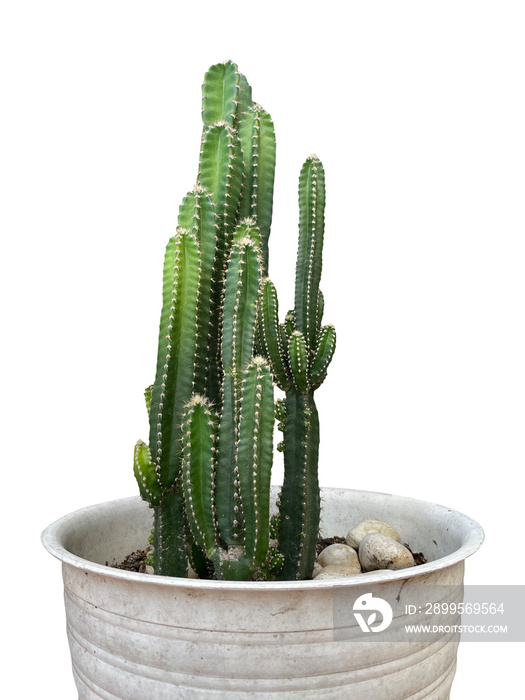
<box><xmin>42</xmin><ymin>488</ymin><xmax>483</xmax><ymax>699</ymax></box>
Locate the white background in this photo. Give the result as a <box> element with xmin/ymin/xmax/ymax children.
<box><xmin>1</xmin><ymin>1</ymin><xmax>524</xmax><ymax>697</ymax></box>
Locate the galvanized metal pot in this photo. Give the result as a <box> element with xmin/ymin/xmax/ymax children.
<box><xmin>42</xmin><ymin>488</ymin><xmax>483</xmax><ymax>699</ymax></box>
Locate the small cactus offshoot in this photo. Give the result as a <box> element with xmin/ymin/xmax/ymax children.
<box><xmin>134</xmin><ymin>61</ymin><xmax>335</xmax><ymax>580</ymax></box>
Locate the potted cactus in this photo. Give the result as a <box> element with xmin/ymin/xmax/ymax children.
<box><xmin>42</xmin><ymin>61</ymin><xmax>483</xmax><ymax>699</ymax></box>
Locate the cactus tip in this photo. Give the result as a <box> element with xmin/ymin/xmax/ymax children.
<box><xmin>252</xmin><ymin>355</ymin><xmax>270</xmax><ymax>368</ymax></box>
<box><xmin>239</xmin><ymin>216</ymin><xmax>257</xmax><ymax>227</ymax></box>
<box><xmin>187</xmin><ymin>393</ymin><xmax>207</xmax><ymax>407</ymax></box>
<box><xmin>236</xmin><ymin>235</ymin><xmax>260</xmax><ymax>249</ymax></box>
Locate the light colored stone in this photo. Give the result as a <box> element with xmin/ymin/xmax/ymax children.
<box><xmin>318</xmin><ymin>543</ymin><xmax>361</xmax><ymax>569</ymax></box>
<box><xmin>312</xmin><ymin>561</ymin><xmax>323</xmax><ymax>577</ymax></box>
<box><xmin>188</xmin><ymin>565</ymin><xmax>199</xmax><ymax>579</ymax></box>
<box><xmin>358</xmin><ymin>533</ymin><xmax>414</xmax><ymax>572</ymax></box>
<box><xmin>346</xmin><ymin>519</ymin><xmax>401</xmax><ymax>549</ymax></box>
<box><xmin>314</xmin><ymin>565</ymin><xmax>362</xmax><ymax>580</ymax></box>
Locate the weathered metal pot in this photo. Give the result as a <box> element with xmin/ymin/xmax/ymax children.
<box><xmin>42</xmin><ymin>487</ymin><xmax>483</xmax><ymax>699</ymax></box>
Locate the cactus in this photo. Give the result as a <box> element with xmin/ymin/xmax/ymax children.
<box><xmin>134</xmin><ymin>61</ymin><xmax>335</xmax><ymax>581</ymax></box>
<box><xmin>256</xmin><ymin>155</ymin><xmax>336</xmax><ymax>579</ymax></box>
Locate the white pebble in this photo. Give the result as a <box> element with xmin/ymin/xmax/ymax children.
<box><xmin>312</xmin><ymin>561</ymin><xmax>323</xmax><ymax>577</ymax></box>
<box><xmin>188</xmin><ymin>565</ymin><xmax>199</xmax><ymax>579</ymax></box>
<box><xmin>314</xmin><ymin>565</ymin><xmax>362</xmax><ymax>580</ymax></box>
<box><xmin>318</xmin><ymin>543</ymin><xmax>361</xmax><ymax>570</ymax></box>
<box><xmin>358</xmin><ymin>533</ymin><xmax>414</xmax><ymax>572</ymax></box>
<box><xmin>346</xmin><ymin>519</ymin><xmax>401</xmax><ymax>550</ymax></box>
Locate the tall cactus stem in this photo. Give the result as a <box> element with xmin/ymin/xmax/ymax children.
<box><xmin>277</xmin><ymin>387</ymin><xmax>320</xmax><ymax>580</ymax></box>
<box><xmin>181</xmin><ymin>394</ymin><xmax>218</xmax><ymax>557</ymax></box>
<box><xmin>276</xmin><ymin>155</ymin><xmax>330</xmax><ymax>580</ymax></box>
<box><xmin>216</xmin><ymin>236</ymin><xmax>261</xmax><ymax>545</ymax></box>
<box><xmin>148</xmin><ymin>228</ymin><xmax>201</xmax><ymax>488</ymax></box>
<box><xmin>235</xmin><ymin>357</ymin><xmax>274</xmax><ymax>569</ymax></box>
<box><xmin>144</xmin><ymin>227</ymin><xmax>202</xmax><ymax>577</ymax></box>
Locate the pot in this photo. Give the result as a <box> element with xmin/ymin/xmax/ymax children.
<box><xmin>42</xmin><ymin>487</ymin><xmax>483</xmax><ymax>699</ymax></box>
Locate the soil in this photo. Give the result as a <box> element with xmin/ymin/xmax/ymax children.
<box><xmin>110</xmin><ymin>550</ymin><xmax>149</xmax><ymax>573</ymax></box>
<box><xmin>111</xmin><ymin>537</ymin><xmax>427</xmax><ymax>574</ymax></box>
<box><xmin>405</xmin><ymin>545</ymin><xmax>427</xmax><ymax>567</ymax></box>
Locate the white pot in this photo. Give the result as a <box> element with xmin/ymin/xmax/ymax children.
<box><xmin>42</xmin><ymin>487</ymin><xmax>483</xmax><ymax>699</ymax></box>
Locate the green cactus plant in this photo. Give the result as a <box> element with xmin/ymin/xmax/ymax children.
<box><xmin>134</xmin><ymin>60</ymin><xmax>335</xmax><ymax>580</ymax></box>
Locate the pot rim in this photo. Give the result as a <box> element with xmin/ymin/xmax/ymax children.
<box><xmin>41</xmin><ymin>487</ymin><xmax>484</xmax><ymax>591</ymax></box>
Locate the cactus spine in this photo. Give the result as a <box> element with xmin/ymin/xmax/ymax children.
<box><xmin>134</xmin><ymin>62</ymin><xmax>335</xmax><ymax>581</ymax></box>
